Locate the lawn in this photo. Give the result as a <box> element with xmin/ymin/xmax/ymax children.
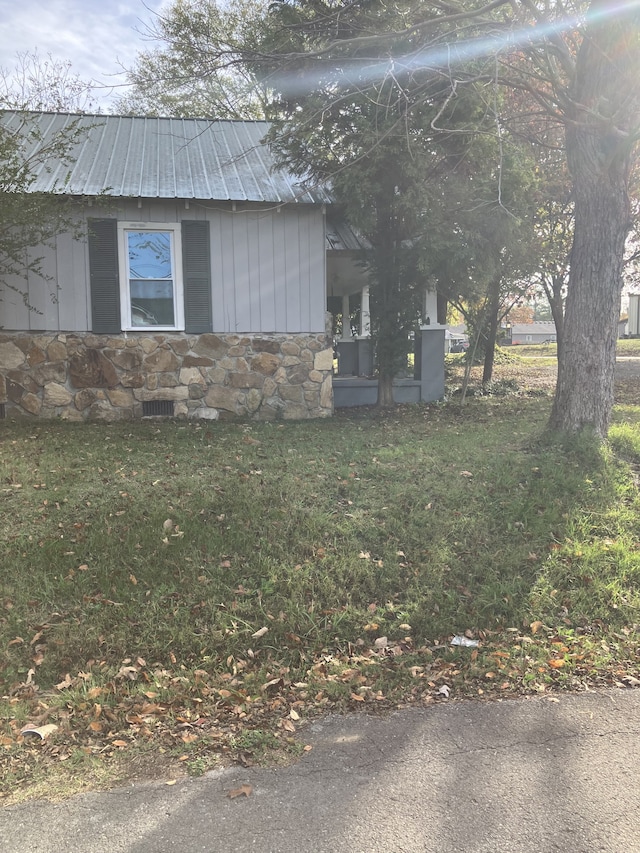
<box><xmin>2</xmin><ymin>369</ymin><xmax>640</xmax><ymax>800</ymax></box>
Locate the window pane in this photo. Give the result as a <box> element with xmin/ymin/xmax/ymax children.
<box><xmin>130</xmin><ymin>280</ymin><xmax>175</xmax><ymax>326</ymax></box>
<box><xmin>127</xmin><ymin>231</ymin><xmax>175</xmax><ymax>327</ymax></box>
<box><xmin>128</xmin><ymin>232</ymin><xmax>172</xmax><ymax>279</ymax></box>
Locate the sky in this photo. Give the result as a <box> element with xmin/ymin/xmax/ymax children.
<box><xmin>0</xmin><ymin>0</ymin><xmax>169</xmax><ymax>110</ymax></box>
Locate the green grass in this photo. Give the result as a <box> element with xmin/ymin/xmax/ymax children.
<box><xmin>2</xmin><ymin>396</ymin><xmax>640</xmax><ymax>799</ymax></box>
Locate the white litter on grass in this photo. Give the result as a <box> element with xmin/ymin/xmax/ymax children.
<box><xmin>20</xmin><ymin>724</ymin><xmax>59</xmax><ymax>740</ymax></box>
<box><xmin>451</xmin><ymin>635</ymin><xmax>479</xmax><ymax>648</ymax></box>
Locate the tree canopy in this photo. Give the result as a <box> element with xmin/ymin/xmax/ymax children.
<box><xmin>116</xmin><ymin>0</ymin><xmax>269</xmax><ymax>118</ymax></box>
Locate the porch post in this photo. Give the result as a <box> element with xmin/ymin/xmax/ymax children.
<box><xmin>359</xmin><ymin>285</ymin><xmax>370</xmax><ymax>337</ymax></box>
<box><xmin>415</xmin><ymin>326</ymin><xmax>445</xmax><ymax>402</ymax></box>
<box><xmin>341</xmin><ymin>294</ymin><xmax>351</xmax><ymax>340</ymax></box>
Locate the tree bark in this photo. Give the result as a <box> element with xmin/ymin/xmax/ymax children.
<box><xmin>549</xmin><ymin>1</ymin><xmax>639</xmax><ymax>437</ymax></box>
<box><xmin>482</xmin><ymin>277</ymin><xmax>501</xmax><ymax>385</ymax></box>
<box><xmin>542</xmin><ymin>273</ymin><xmax>565</xmax><ymax>363</ymax></box>
<box><xmin>377</xmin><ymin>365</ymin><xmax>395</xmax><ymax>407</ymax></box>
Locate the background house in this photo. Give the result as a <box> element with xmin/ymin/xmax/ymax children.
<box><xmin>506</xmin><ymin>321</ymin><xmax>557</xmax><ymax>345</ymax></box>
<box><xmin>0</xmin><ymin>112</ymin><xmax>334</xmax><ymax>421</ymax></box>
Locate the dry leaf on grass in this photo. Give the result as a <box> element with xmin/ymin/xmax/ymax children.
<box><xmin>228</xmin><ymin>784</ymin><xmax>253</xmax><ymax>799</ymax></box>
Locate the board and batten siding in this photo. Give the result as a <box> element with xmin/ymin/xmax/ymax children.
<box><xmin>0</xmin><ymin>201</ymin><xmax>326</xmax><ymax>335</ymax></box>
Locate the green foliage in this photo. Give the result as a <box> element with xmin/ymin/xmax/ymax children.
<box><xmin>0</xmin><ymin>53</ymin><xmax>95</xmax><ymax>315</ymax></box>
<box><xmin>116</xmin><ymin>0</ymin><xmax>269</xmax><ymax>118</ymax></box>
<box><xmin>260</xmin><ymin>1</ymin><xmax>527</xmax><ymax>401</ymax></box>
<box><xmin>0</xmin><ymin>112</ymin><xmax>88</xmax><ymax>313</ymax></box>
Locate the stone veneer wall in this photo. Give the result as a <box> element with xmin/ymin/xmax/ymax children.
<box><xmin>0</xmin><ymin>332</ymin><xmax>334</xmax><ymax>421</ymax></box>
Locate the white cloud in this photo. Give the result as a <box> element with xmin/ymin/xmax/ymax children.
<box><xmin>0</xmin><ymin>0</ymin><xmax>168</xmax><ymax>106</ymax></box>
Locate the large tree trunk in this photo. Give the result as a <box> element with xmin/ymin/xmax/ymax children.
<box><xmin>549</xmin><ymin>1</ymin><xmax>639</xmax><ymax>437</ymax></box>
<box><xmin>377</xmin><ymin>365</ymin><xmax>395</xmax><ymax>407</ymax></box>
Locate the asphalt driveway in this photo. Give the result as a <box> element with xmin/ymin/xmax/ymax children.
<box><xmin>2</xmin><ymin>688</ymin><xmax>639</xmax><ymax>853</ymax></box>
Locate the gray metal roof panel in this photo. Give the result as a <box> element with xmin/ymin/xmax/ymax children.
<box><xmin>0</xmin><ymin>112</ymin><xmax>330</xmax><ymax>204</ymax></box>
<box><xmin>326</xmin><ymin>216</ymin><xmax>370</xmax><ymax>251</ymax></box>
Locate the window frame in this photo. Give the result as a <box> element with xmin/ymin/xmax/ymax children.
<box><xmin>117</xmin><ymin>222</ymin><xmax>185</xmax><ymax>332</ymax></box>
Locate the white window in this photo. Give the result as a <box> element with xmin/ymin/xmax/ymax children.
<box><xmin>118</xmin><ymin>223</ymin><xmax>184</xmax><ymax>331</ymax></box>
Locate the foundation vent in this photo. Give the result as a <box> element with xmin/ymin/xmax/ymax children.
<box><xmin>142</xmin><ymin>400</ymin><xmax>174</xmax><ymax>417</ymax></box>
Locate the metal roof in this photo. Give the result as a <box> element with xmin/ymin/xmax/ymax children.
<box><xmin>0</xmin><ymin>111</ymin><xmax>330</xmax><ymax>204</ymax></box>
<box><xmin>325</xmin><ymin>215</ymin><xmax>370</xmax><ymax>251</ymax></box>
<box><xmin>510</xmin><ymin>322</ymin><xmax>557</xmax><ymax>335</ymax></box>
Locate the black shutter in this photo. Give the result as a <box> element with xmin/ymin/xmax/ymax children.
<box><xmin>88</xmin><ymin>218</ymin><xmax>121</xmax><ymax>334</ymax></box>
<box><xmin>182</xmin><ymin>220</ymin><xmax>212</xmax><ymax>334</ymax></box>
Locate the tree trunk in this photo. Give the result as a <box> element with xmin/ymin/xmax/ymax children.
<box><xmin>545</xmin><ymin>274</ymin><xmax>565</xmax><ymax>363</ymax></box>
<box><xmin>482</xmin><ymin>278</ymin><xmax>501</xmax><ymax>385</ymax></box>
<box><xmin>377</xmin><ymin>365</ymin><xmax>395</xmax><ymax>407</ymax></box>
<box><xmin>549</xmin><ymin>1</ymin><xmax>639</xmax><ymax>437</ymax></box>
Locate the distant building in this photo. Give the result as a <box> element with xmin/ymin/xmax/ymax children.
<box><xmin>506</xmin><ymin>322</ymin><xmax>557</xmax><ymax>345</ymax></box>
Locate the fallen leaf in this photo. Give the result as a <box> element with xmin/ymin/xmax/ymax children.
<box><xmin>530</xmin><ymin>620</ymin><xmax>544</xmax><ymax>635</ymax></box>
<box><xmin>289</xmin><ymin>709</ymin><xmax>300</xmax><ymax>721</ymax></box>
<box><xmin>438</xmin><ymin>685</ymin><xmax>450</xmax><ymax>698</ymax></box>
<box><xmin>228</xmin><ymin>784</ymin><xmax>253</xmax><ymax>799</ymax></box>
<box><xmin>181</xmin><ymin>732</ymin><xmax>198</xmax><ymax>744</ymax></box>
<box><xmin>252</xmin><ymin>627</ymin><xmax>268</xmax><ymax>639</ymax></box>
<box><xmin>548</xmin><ymin>658</ymin><xmax>565</xmax><ymax>669</ymax></box>
<box><xmin>165</xmin><ymin>779</ymin><xmax>177</xmax><ymax>786</ymax></box>
<box><xmin>350</xmin><ymin>692</ymin><xmax>365</xmax><ymax>702</ymax></box>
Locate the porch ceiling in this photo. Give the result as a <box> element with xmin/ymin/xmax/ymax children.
<box><xmin>327</xmin><ymin>253</ymin><xmax>370</xmax><ymax>297</ymax></box>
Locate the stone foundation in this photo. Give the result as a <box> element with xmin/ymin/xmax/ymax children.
<box><xmin>0</xmin><ymin>332</ymin><xmax>334</xmax><ymax>421</ymax></box>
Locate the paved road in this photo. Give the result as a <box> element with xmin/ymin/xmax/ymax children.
<box><xmin>2</xmin><ymin>688</ymin><xmax>640</xmax><ymax>852</ymax></box>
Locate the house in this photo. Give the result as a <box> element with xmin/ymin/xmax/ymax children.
<box><xmin>0</xmin><ymin>111</ymin><xmax>335</xmax><ymax>421</ymax></box>
<box><xmin>619</xmin><ymin>314</ymin><xmax>628</xmax><ymax>338</ymax></box>
<box><xmin>506</xmin><ymin>322</ymin><xmax>557</xmax><ymax>345</ymax></box>
<box><xmin>0</xmin><ymin>111</ymin><xmax>446</xmax><ymax>420</ymax></box>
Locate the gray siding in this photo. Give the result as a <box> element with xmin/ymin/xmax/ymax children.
<box><xmin>0</xmin><ymin>201</ymin><xmax>326</xmax><ymax>335</ymax></box>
